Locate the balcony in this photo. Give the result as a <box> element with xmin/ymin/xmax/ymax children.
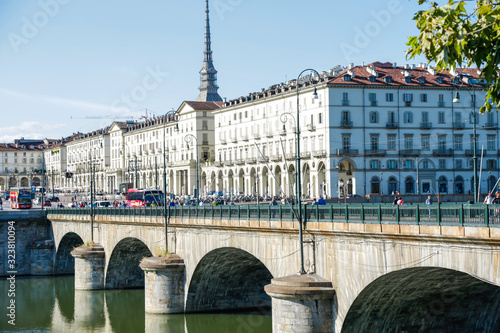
<box><xmin>235</xmin><ymin>159</ymin><xmax>245</xmax><ymax>165</ymax></box>
<box><xmin>300</xmin><ymin>152</ymin><xmax>311</xmax><ymax>159</ymax></box>
<box><xmin>231</xmin><ymin>137</ymin><xmax>238</xmax><ymax>143</ymax></box>
<box><xmin>220</xmin><ymin>138</ymin><xmax>227</xmax><ymax>145</ymax></box>
<box><xmin>399</xmin><ymin>149</ymin><xmax>421</xmax><ymax>156</ymax></box>
<box><xmin>306</xmin><ymin>124</ymin><xmax>315</xmax><ymax>131</ymax></box>
<box><xmin>258</xmin><ymin>157</ymin><xmax>269</xmax><ymax>163</ymax></box>
<box><xmin>336</xmin><ymin>149</ymin><xmax>359</xmax><ymax>156</ymax></box>
<box><xmin>340</xmin><ymin>120</ymin><xmax>353</xmax><ymax>128</ymax></box>
<box><xmin>420</xmin><ymin>122</ymin><xmax>432</xmax><ymax>129</ymax></box>
<box><xmin>386</xmin><ymin>122</ymin><xmax>398</xmax><ymax>129</ymax></box>
<box><xmin>453</xmin><ymin>122</ymin><xmax>465</xmax><ymax>130</ymax></box>
<box><xmin>202</xmin><ymin>140</ymin><xmax>209</xmax><ymax>146</ymax></box>
<box><xmin>485</xmin><ymin>122</ymin><xmax>498</xmax><ymax>130</ymax></box>
<box><xmin>370</xmin><ymin>100</ymin><xmax>377</xmax><ymax>106</ymax></box>
<box><xmin>266</xmin><ymin>131</ymin><xmax>273</xmax><ymax>138</ymax></box>
<box><xmin>433</xmin><ymin>148</ymin><xmax>453</xmax><ymax>156</ymax></box>
<box><xmin>224</xmin><ymin>160</ymin><xmax>234</xmax><ymax>166</ymax></box>
<box><xmin>285</xmin><ymin>153</ymin><xmax>295</xmax><ymax>161</ymax></box>
<box><xmin>312</xmin><ymin>150</ymin><xmax>327</xmax><ymax>158</ymax></box>
<box><xmin>246</xmin><ymin>157</ymin><xmax>257</xmax><ymax>164</ymax></box>
<box><xmin>438</xmin><ymin>101</ymin><xmax>445</xmax><ymax>107</ymax></box>
<box><xmin>342</xmin><ymin>100</ymin><xmax>349</xmax><ymax>106</ymax></box>
<box><xmin>241</xmin><ymin>135</ymin><xmax>249</xmax><ymax>141</ymax></box>
<box><xmin>365</xmin><ymin>149</ymin><xmax>387</xmax><ymax>156</ymax></box>
<box><xmin>253</xmin><ymin>133</ymin><xmax>261</xmax><ymax>140</ymax></box>
<box><xmin>214</xmin><ymin>161</ymin><xmax>223</xmax><ymax>167</ymax></box>
<box><xmin>270</xmin><ymin>155</ymin><xmax>282</xmax><ymax>162</ymax></box>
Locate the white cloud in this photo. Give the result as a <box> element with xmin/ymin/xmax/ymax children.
<box><xmin>0</xmin><ymin>121</ymin><xmax>66</xmax><ymax>142</ymax></box>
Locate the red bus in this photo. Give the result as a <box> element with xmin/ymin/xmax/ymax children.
<box><xmin>10</xmin><ymin>187</ymin><xmax>33</xmax><ymax>209</ymax></box>
<box><xmin>127</xmin><ymin>189</ymin><xmax>164</xmax><ymax>207</ymax></box>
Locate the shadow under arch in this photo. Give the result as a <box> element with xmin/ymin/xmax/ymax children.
<box><xmin>185</xmin><ymin>247</ymin><xmax>273</xmax><ymax>313</ymax></box>
<box><xmin>341</xmin><ymin>267</ymin><xmax>500</xmax><ymax>333</ymax></box>
<box><xmin>55</xmin><ymin>232</ymin><xmax>84</xmax><ymax>274</ymax></box>
<box><xmin>105</xmin><ymin>237</ymin><xmax>152</xmax><ymax>289</ymax></box>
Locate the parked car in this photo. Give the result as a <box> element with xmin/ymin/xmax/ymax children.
<box><xmin>48</xmin><ymin>196</ymin><xmax>60</xmax><ymax>202</ymax></box>
<box><xmin>43</xmin><ymin>200</ymin><xmax>52</xmax><ymax>207</ymax></box>
<box><xmin>94</xmin><ymin>201</ymin><xmax>112</xmax><ymax>207</ymax></box>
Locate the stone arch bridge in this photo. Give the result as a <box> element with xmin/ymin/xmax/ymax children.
<box><xmin>46</xmin><ymin>210</ymin><xmax>500</xmax><ymax>332</ymax></box>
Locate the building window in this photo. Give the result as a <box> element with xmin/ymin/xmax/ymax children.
<box><xmin>387</xmin><ymin>160</ymin><xmax>397</xmax><ymax>169</ymax></box>
<box><xmin>342</xmin><ymin>92</ymin><xmax>349</xmax><ymax>105</ymax></box>
<box><xmin>341</xmin><ymin>110</ymin><xmax>351</xmax><ymax>125</ymax></box>
<box><xmin>438</xmin><ymin>176</ymin><xmax>448</xmax><ymax>193</ymax></box>
<box><xmin>388</xmin><ymin>176</ymin><xmax>398</xmax><ymax>195</ymax></box>
<box><xmin>456</xmin><ymin>159</ymin><xmax>463</xmax><ymax>169</ymax></box>
<box><xmin>370</xmin><ymin>76</ymin><xmax>376</xmax><ymax>82</ymax></box>
<box><xmin>439</xmin><ymin>159</ymin><xmax>446</xmax><ymax>169</ymax></box>
<box><xmin>487</xmin><ymin>159</ymin><xmax>497</xmax><ymax>169</ymax></box>
<box><xmin>370</xmin><ymin>135</ymin><xmax>379</xmax><ymax>150</ymax></box>
<box><xmin>422</xmin><ymin>111</ymin><xmax>429</xmax><ymax>124</ymax></box>
<box><xmin>421</xmin><ymin>134</ymin><xmax>431</xmax><ymax>151</ymax></box>
<box><xmin>404</xmin><ymin>160</ymin><xmax>413</xmax><ymax>169</ymax></box>
<box><xmin>404</xmin><ymin>134</ymin><xmax>413</xmax><ymax>149</ymax></box>
<box><xmin>487</xmin><ymin>135</ymin><xmax>496</xmax><ymax>151</ymax></box>
<box><xmin>370</xmin><ymin>160</ymin><xmax>379</xmax><ymax>169</ymax></box>
<box><xmin>342</xmin><ymin>135</ymin><xmax>351</xmax><ymax>150</ymax></box>
<box><xmin>422</xmin><ymin>160</ymin><xmax>430</xmax><ymax>169</ymax></box>
<box><xmin>454</xmin><ymin>135</ymin><xmax>463</xmax><ymax>150</ymax></box>
<box><xmin>438</xmin><ymin>112</ymin><xmax>445</xmax><ymax>124</ymax></box>
<box><xmin>438</xmin><ymin>94</ymin><xmax>445</xmax><ymax>107</ymax></box>
<box><xmin>387</xmin><ymin>135</ymin><xmax>396</xmax><ymax>151</ymax></box>
<box><xmin>455</xmin><ymin>176</ymin><xmax>464</xmax><ymax>194</ymax></box>
<box><xmin>405</xmin><ymin>177</ymin><xmax>415</xmax><ymax>194</ymax></box>
<box><xmin>403</xmin><ymin>93</ymin><xmax>413</xmax><ymax>106</ymax></box>
<box><xmin>438</xmin><ymin>135</ymin><xmax>446</xmax><ymax>150</ymax></box>
<box><xmin>319</xmin><ymin>113</ymin><xmax>323</xmax><ymax>124</ymax></box>
<box><xmin>344</xmin><ymin>75</ymin><xmax>351</xmax><ymax>82</ymax></box>
<box><xmin>369</xmin><ymin>111</ymin><xmax>378</xmax><ymax>123</ymax></box>
<box><xmin>369</xmin><ymin>93</ymin><xmax>377</xmax><ymax>106</ymax></box>
<box><xmin>371</xmin><ymin>176</ymin><xmax>381</xmax><ymax>194</ymax></box>
<box><xmin>386</xmin><ymin>93</ymin><xmax>393</xmax><ymax>102</ymax></box>
<box><xmin>404</xmin><ymin>112</ymin><xmax>413</xmax><ymax>124</ymax></box>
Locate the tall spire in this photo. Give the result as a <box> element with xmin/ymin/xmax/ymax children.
<box><xmin>196</xmin><ymin>0</ymin><xmax>222</xmax><ymax>102</ymax></box>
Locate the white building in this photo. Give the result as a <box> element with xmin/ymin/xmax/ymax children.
<box><xmin>205</xmin><ymin>62</ymin><xmax>493</xmax><ymax>199</ymax></box>
<box><xmin>0</xmin><ymin>140</ymin><xmax>45</xmax><ymax>191</ymax></box>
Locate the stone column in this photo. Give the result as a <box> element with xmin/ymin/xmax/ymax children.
<box><xmin>71</xmin><ymin>244</ymin><xmax>105</xmax><ymax>290</ymax></box>
<box><xmin>265</xmin><ymin>274</ymin><xmax>336</xmax><ymax>333</ymax></box>
<box><xmin>140</xmin><ymin>254</ymin><xmax>185</xmax><ymax>314</ymax></box>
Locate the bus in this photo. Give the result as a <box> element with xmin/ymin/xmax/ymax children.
<box><xmin>127</xmin><ymin>189</ymin><xmax>164</xmax><ymax>207</ymax></box>
<box><xmin>10</xmin><ymin>187</ymin><xmax>33</xmax><ymax>209</ymax></box>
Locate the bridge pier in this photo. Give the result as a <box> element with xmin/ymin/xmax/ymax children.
<box><xmin>265</xmin><ymin>274</ymin><xmax>336</xmax><ymax>333</ymax></box>
<box><xmin>140</xmin><ymin>255</ymin><xmax>186</xmax><ymax>314</ymax></box>
<box><xmin>71</xmin><ymin>244</ymin><xmax>105</xmax><ymax>290</ymax></box>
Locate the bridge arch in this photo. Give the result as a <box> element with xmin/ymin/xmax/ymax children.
<box><xmin>105</xmin><ymin>237</ymin><xmax>152</xmax><ymax>289</ymax></box>
<box><xmin>185</xmin><ymin>247</ymin><xmax>273</xmax><ymax>313</ymax></box>
<box><xmin>55</xmin><ymin>232</ymin><xmax>84</xmax><ymax>274</ymax></box>
<box><xmin>341</xmin><ymin>267</ymin><xmax>500</xmax><ymax>333</ymax></box>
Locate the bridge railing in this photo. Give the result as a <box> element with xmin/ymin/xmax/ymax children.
<box><xmin>45</xmin><ymin>203</ymin><xmax>499</xmax><ymax>227</ymax></box>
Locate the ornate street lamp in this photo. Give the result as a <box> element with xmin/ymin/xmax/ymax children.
<box><xmin>184</xmin><ymin>134</ymin><xmax>200</xmax><ymax>203</ymax></box>
<box><xmin>163</xmin><ymin>108</ymin><xmax>178</xmax><ymax>253</ymax></box>
<box><xmin>280</xmin><ymin>68</ymin><xmax>320</xmax><ymax>275</ymax></box>
<box><xmin>453</xmin><ymin>74</ymin><xmax>478</xmax><ymax>201</ymax></box>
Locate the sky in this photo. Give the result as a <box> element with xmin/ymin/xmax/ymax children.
<box><xmin>0</xmin><ymin>0</ymin><xmax>433</xmax><ymax>142</ymax></box>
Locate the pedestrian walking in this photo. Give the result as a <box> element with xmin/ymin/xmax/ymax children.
<box><xmin>425</xmin><ymin>195</ymin><xmax>433</xmax><ymax>218</ymax></box>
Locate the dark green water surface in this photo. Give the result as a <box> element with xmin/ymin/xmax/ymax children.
<box><xmin>0</xmin><ymin>276</ymin><xmax>271</xmax><ymax>333</ymax></box>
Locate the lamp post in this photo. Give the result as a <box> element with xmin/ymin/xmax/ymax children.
<box><xmin>453</xmin><ymin>75</ymin><xmax>478</xmax><ymax>201</ymax></box>
<box><xmin>163</xmin><ymin>108</ymin><xmax>178</xmax><ymax>253</ymax></box>
<box><xmin>380</xmin><ymin>171</ymin><xmax>383</xmax><ymax>203</ymax></box>
<box><xmin>280</xmin><ymin>69</ymin><xmax>322</xmax><ymax>274</ymax></box>
<box><xmin>184</xmin><ymin>134</ymin><xmax>199</xmax><ymax>203</ymax></box>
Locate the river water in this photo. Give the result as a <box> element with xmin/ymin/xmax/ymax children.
<box><xmin>0</xmin><ymin>276</ymin><xmax>272</xmax><ymax>333</ymax></box>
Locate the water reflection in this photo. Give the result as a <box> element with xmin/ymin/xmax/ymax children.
<box><xmin>0</xmin><ymin>276</ymin><xmax>271</xmax><ymax>333</ymax></box>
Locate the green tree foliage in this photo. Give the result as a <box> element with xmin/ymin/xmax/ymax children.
<box><xmin>406</xmin><ymin>0</ymin><xmax>500</xmax><ymax>113</ymax></box>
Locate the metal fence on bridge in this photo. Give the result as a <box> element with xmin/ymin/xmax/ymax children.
<box><xmin>45</xmin><ymin>203</ymin><xmax>500</xmax><ymax>228</ymax></box>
